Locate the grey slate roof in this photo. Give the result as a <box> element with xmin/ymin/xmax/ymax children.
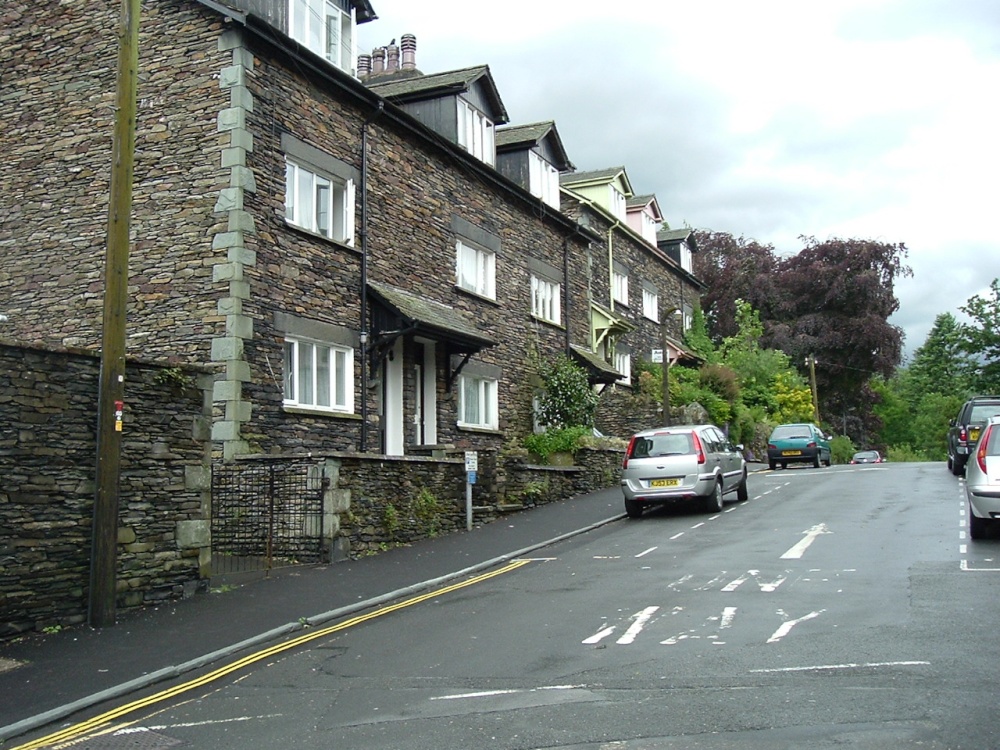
<box><xmin>627</xmin><ymin>194</ymin><xmax>656</xmax><ymax>208</ymax></box>
<box><xmin>366</xmin><ymin>65</ymin><xmax>509</xmax><ymax>123</ymax></box>
<box><xmin>495</xmin><ymin>121</ymin><xmax>574</xmax><ymax>171</ymax></box>
<box><xmin>569</xmin><ymin>344</ymin><xmax>622</xmax><ymax>385</ymax></box>
<box><xmin>657</xmin><ymin>228</ymin><xmax>695</xmax><ymax>244</ymax></box>
<box><xmin>560</xmin><ymin>166</ymin><xmax>627</xmax><ymax>185</ymax></box>
<box><xmin>368</xmin><ymin>281</ymin><xmax>495</xmax><ymax>351</ymax></box>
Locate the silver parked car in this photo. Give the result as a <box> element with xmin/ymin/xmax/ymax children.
<box><xmin>621</xmin><ymin>424</ymin><xmax>748</xmax><ymax>518</ymax></box>
<box><xmin>966</xmin><ymin>415</ymin><xmax>1000</xmax><ymax>540</ymax></box>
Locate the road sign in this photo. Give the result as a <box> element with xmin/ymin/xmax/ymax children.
<box><xmin>465</xmin><ymin>451</ymin><xmax>478</xmax><ymax>472</ymax></box>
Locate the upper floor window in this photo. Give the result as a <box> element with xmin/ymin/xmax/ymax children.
<box><xmin>642</xmin><ymin>285</ymin><xmax>659</xmax><ymax>322</ymax></box>
<box><xmin>457</xmin><ymin>100</ymin><xmax>495</xmax><ymax>166</ymax></box>
<box><xmin>531</xmin><ymin>274</ymin><xmax>561</xmax><ymax>325</ymax></box>
<box><xmin>609</xmin><ymin>184</ymin><xmax>627</xmax><ymax>220</ymax></box>
<box><xmin>458</xmin><ymin>374</ymin><xmax>498</xmax><ymax>429</ymax></box>
<box><xmin>456</xmin><ymin>238</ymin><xmax>496</xmax><ymax>299</ymax></box>
<box><xmin>679</xmin><ymin>240</ymin><xmax>693</xmax><ymax>273</ymax></box>
<box><xmin>682</xmin><ymin>303</ymin><xmax>693</xmax><ymax>331</ymax></box>
<box><xmin>283</xmin><ymin>337</ymin><xmax>354</xmax><ymax>413</ymax></box>
<box><xmin>285</xmin><ymin>159</ymin><xmax>355</xmax><ymax>245</ymax></box>
<box><xmin>613</xmin><ymin>268</ymin><xmax>629</xmax><ymax>306</ymax></box>
<box><xmin>528</xmin><ymin>151</ymin><xmax>560</xmax><ymax>209</ymax></box>
<box><xmin>289</xmin><ymin>0</ymin><xmax>355</xmax><ymax>74</ymax></box>
<box><xmin>640</xmin><ymin>212</ymin><xmax>659</xmax><ymax>245</ymax></box>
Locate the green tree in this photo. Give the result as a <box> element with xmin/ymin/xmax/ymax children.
<box><xmin>907</xmin><ymin>312</ymin><xmax>975</xmax><ymax>398</ymax></box>
<box><xmin>959</xmin><ymin>278</ymin><xmax>1000</xmax><ymax>392</ymax></box>
<box><xmin>683</xmin><ymin>305</ymin><xmax>718</xmax><ymax>364</ymax></box>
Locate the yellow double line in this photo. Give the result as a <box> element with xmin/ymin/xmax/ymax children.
<box><xmin>11</xmin><ymin>559</ymin><xmax>534</xmax><ymax>750</ymax></box>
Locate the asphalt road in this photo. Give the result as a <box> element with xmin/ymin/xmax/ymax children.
<box><xmin>14</xmin><ymin>462</ymin><xmax>998</xmax><ymax>750</ymax></box>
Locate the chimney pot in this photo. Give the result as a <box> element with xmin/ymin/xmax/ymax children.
<box><xmin>386</xmin><ymin>42</ymin><xmax>399</xmax><ymax>73</ymax></box>
<box><xmin>371</xmin><ymin>46</ymin><xmax>385</xmax><ymax>74</ymax></box>
<box><xmin>357</xmin><ymin>53</ymin><xmax>371</xmax><ymax>78</ymax></box>
<box><xmin>401</xmin><ymin>33</ymin><xmax>417</xmax><ymax>70</ymax></box>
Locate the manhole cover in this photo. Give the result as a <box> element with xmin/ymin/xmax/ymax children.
<box><xmin>72</xmin><ymin>729</ymin><xmax>187</xmax><ymax>750</ymax></box>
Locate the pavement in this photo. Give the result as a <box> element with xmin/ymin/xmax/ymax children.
<box><xmin>0</xmin><ymin>485</ymin><xmax>629</xmax><ymax>744</ymax></box>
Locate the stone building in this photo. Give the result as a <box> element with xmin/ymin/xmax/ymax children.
<box><xmin>1</xmin><ymin>0</ymin><xmax>705</xmax><ymax>464</ymax></box>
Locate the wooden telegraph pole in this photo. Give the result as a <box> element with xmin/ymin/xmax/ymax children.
<box><xmin>89</xmin><ymin>0</ymin><xmax>140</xmax><ymax>628</ymax></box>
<box><xmin>807</xmin><ymin>354</ymin><xmax>821</xmax><ymax>425</ymax></box>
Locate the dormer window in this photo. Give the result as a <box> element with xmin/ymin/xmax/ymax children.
<box><xmin>289</xmin><ymin>0</ymin><xmax>356</xmax><ymax>75</ymax></box>
<box><xmin>679</xmin><ymin>240</ymin><xmax>693</xmax><ymax>272</ymax></box>
<box><xmin>639</xmin><ymin>212</ymin><xmax>659</xmax><ymax>244</ymax></box>
<box><xmin>457</xmin><ymin>100</ymin><xmax>495</xmax><ymax>166</ymax></box>
<box><xmin>528</xmin><ymin>152</ymin><xmax>560</xmax><ymax>208</ymax></box>
<box><xmin>609</xmin><ymin>184</ymin><xmax>626</xmax><ymax>220</ymax></box>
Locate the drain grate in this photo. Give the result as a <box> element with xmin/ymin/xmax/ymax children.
<box><xmin>72</xmin><ymin>729</ymin><xmax>187</xmax><ymax>750</ymax></box>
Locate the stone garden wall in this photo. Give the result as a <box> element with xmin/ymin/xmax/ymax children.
<box><xmin>0</xmin><ymin>341</ymin><xmax>213</xmax><ymax>640</ymax></box>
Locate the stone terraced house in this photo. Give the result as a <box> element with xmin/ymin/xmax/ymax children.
<box><xmin>1</xmin><ymin>0</ymin><xmax>705</xmax><ymax>476</ymax></box>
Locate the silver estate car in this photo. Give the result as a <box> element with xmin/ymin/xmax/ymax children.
<box><xmin>966</xmin><ymin>415</ymin><xmax>1000</xmax><ymax>540</ymax></box>
<box><xmin>621</xmin><ymin>424</ymin><xmax>748</xmax><ymax>519</ymax></box>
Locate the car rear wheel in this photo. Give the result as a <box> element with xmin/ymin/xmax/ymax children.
<box><xmin>780</xmin><ymin>461</ymin><xmax>787</xmax><ymax>470</ymax></box>
<box><xmin>812</xmin><ymin>454</ymin><xmax>821</xmax><ymax>468</ymax></box>
<box><xmin>704</xmin><ymin>480</ymin><xmax>724</xmax><ymax>513</ymax></box>
<box><xmin>624</xmin><ymin>497</ymin><xmax>643</xmax><ymax>519</ymax></box>
<box><xmin>970</xmin><ymin>512</ymin><xmax>989</xmax><ymax>540</ymax></box>
<box><xmin>952</xmin><ymin>456</ymin><xmax>966</xmax><ymax>477</ymax></box>
<box><xmin>736</xmin><ymin>473</ymin><xmax>749</xmax><ymax>502</ymax></box>
<box><xmin>768</xmin><ymin>460</ymin><xmax>776</xmax><ymax>471</ymax></box>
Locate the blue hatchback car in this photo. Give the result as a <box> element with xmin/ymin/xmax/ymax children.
<box><xmin>767</xmin><ymin>423</ymin><xmax>832</xmax><ymax>470</ymax></box>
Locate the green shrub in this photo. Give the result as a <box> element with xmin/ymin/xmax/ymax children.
<box><xmin>885</xmin><ymin>444</ymin><xmax>934</xmax><ymax>462</ymax></box>
<box><xmin>829</xmin><ymin>435</ymin><xmax>856</xmax><ymax>465</ymax></box>
<box><xmin>523</xmin><ymin>425</ymin><xmax>589</xmax><ymax>462</ymax></box>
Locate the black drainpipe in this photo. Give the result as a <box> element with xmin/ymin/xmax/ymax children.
<box><xmin>359</xmin><ymin>101</ymin><xmax>384</xmax><ymax>453</ymax></box>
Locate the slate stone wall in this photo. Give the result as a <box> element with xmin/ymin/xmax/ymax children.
<box><xmin>0</xmin><ymin>342</ymin><xmax>213</xmax><ymax>640</ymax></box>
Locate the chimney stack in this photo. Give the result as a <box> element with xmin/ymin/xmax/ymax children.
<box><xmin>371</xmin><ymin>46</ymin><xmax>385</xmax><ymax>75</ymax></box>
<box><xmin>386</xmin><ymin>41</ymin><xmax>399</xmax><ymax>73</ymax></box>
<box><xmin>357</xmin><ymin>53</ymin><xmax>371</xmax><ymax>78</ymax></box>
<box><xmin>401</xmin><ymin>34</ymin><xmax>417</xmax><ymax>71</ymax></box>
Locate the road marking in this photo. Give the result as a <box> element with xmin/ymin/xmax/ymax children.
<box><xmin>751</xmin><ymin>660</ymin><xmax>929</xmax><ymax>674</ymax></box>
<box><xmin>617</xmin><ymin>606</ymin><xmax>660</xmax><ymax>644</ymax></box>
<box><xmin>720</xmin><ymin>606</ymin><xmax>738</xmax><ymax>629</ymax></box>
<box><xmin>767</xmin><ymin>609</ymin><xmax>825</xmax><ymax>643</ymax></box>
<box><xmin>961</xmin><ymin>560</ymin><xmax>1000</xmax><ymax>572</ymax></box>
<box><xmin>9</xmin><ymin>559</ymin><xmax>535</xmax><ymax>750</ymax></box>
<box><xmin>661</xmin><ymin>606</ymin><xmax>738</xmax><ymax>645</ymax></box>
<box><xmin>670</xmin><ymin>532</ymin><xmax>684</xmax><ymax>540</ymax></box>
<box><xmin>722</xmin><ymin>570</ymin><xmax>787</xmax><ymax>592</ymax></box>
<box><xmin>635</xmin><ymin>547</ymin><xmax>658</xmax><ymax>558</ymax></box>
<box><xmin>582</xmin><ymin>626</ymin><xmax>616</xmax><ymax>644</ymax></box>
<box><xmin>432</xmin><ymin>685</ymin><xmax>586</xmax><ymax>701</ymax></box>
<box><xmin>780</xmin><ymin>523</ymin><xmax>831</xmax><ymax>559</ymax></box>
<box><xmin>691</xmin><ymin>522</ymin><xmax>705</xmax><ymax>529</ymax></box>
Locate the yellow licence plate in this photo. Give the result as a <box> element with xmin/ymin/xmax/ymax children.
<box><xmin>970</xmin><ymin>428</ymin><xmax>981</xmax><ymax>442</ymax></box>
<box><xmin>781</xmin><ymin>450</ymin><xmax>802</xmax><ymax>456</ymax></box>
<box><xmin>650</xmin><ymin>478</ymin><xmax>680</xmax><ymax>488</ymax></box>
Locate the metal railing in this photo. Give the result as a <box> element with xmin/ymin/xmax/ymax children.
<box><xmin>211</xmin><ymin>460</ymin><xmax>327</xmax><ymax>577</ymax></box>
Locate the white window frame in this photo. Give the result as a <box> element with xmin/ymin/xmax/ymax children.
<box><xmin>285</xmin><ymin>159</ymin><xmax>355</xmax><ymax>245</ymax></box>
<box><xmin>457</xmin><ymin>100</ymin><xmax>495</xmax><ymax>166</ymax></box>
<box><xmin>455</xmin><ymin>238</ymin><xmax>496</xmax><ymax>299</ymax></box>
<box><xmin>457</xmin><ymin>374</ymin><xmax>498</xmax><ymax>430</ymax></box>
<box><xmin>283</xmin><ymin>337</ymin><xmax>355</xmax><ymax>413</ymax></box>
<box><xmin>640</xmin><ymin>211</ymin><xmax>659</xmax><ymax>245</ymax></box>
<box><xmin>679</xmin><ymin>240</ymin><xmax>693</xmax><ymax>272</ymax></box>
<box><xmin>610</xmin><ymin>184</ymin><xmax>626</xmax><ymax>220</ymax></box>
<box><xmin>288</xmin><ymin>0</ymin><xmax>356</xmax><ymax>74</ymax></box>
<box><xmin>615</xmin><ymin>348</ymin><xmax>632</xmax><ymax>385</ymax></box>
<box><xmin>642</xmin><ymin>286</ymin><xmax>659</xmax><ymax>322</ymax></box>
<box><xmin>531</xmin><ymin>274</ymin><xmax>561</xmax><ymax>325</ymax></box>
<box><xmin>528</xmin><ymin>151</ymin><xmax>560</xmax><ymax>208</ymax></box>
<box><xmin>613</xmin><ymin>269</ymin><xmax>629</xmax><ymax>306</ymax></box>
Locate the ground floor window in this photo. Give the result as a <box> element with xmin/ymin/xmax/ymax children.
<box><xmin>283</xmin><ymin>338</ymin><xmax>354</xmax><ymax>412</ymax></box>
<box><xmin>458</xmin><ymin>374</ymin><xmax>498</xmax><ymax>429</ymax></box>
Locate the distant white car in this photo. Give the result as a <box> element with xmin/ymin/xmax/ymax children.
<box><xmin>620</xmin><ymin>424</ymin><xmax>748</xmax><ymax>519</ymax></box>
<box><xmin>966</xmin><ymin>415</ymin><xmax>1000</xmax><ymax>540</ymax></box>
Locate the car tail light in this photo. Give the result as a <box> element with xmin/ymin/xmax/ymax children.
<box><xmin>960</xmin><ymin>427</ymin><xmax>968</xmax><ymax>443</ymax></box>
<box><xmin>692</xmin><ymin>431</ymin><xmax>706</xmax><ymax>465</ymax></box>
<box><xmin>977</xmin><ymin>425</ymin><xmax>993</xmax><ymax>474</ymax></box>
<box><xmin>767</xmin><ymin>443</ymin><xmax>777</xmax><ymax>450</ymax></box>
<box><xmin>623</xmin><ymin>436</ymin><xmax>637</xmax><ymax>469</ymax></box>
<box><xmin>807</xmin><ymin>441</ymin><xmax>817</xmax><ymax>448</ymax></box>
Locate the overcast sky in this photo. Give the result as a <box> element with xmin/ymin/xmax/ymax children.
<box><xmin>359</xmin><ymin>0</ymin><xmax>1000</xmax><ymax>360</ymax></box>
